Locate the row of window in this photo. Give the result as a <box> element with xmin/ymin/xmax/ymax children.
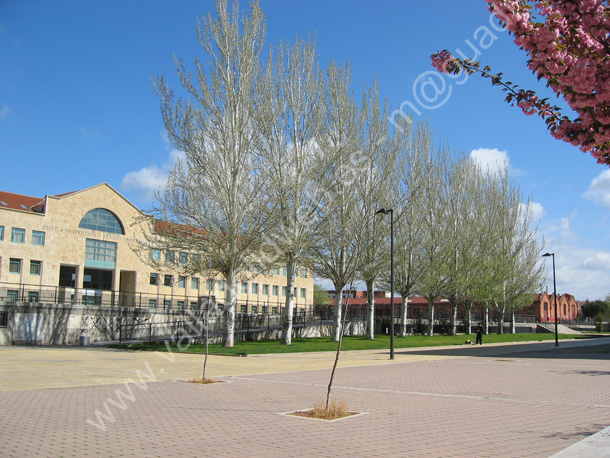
<box><xmin>242</xmin><ymin>282</ymin><xmax>307</xmax><ymax>299</ymax></box>
<box><xmin>6</xmin><ymin>290</ymin><xmax>40</xmax><ymax>303</ymax></box>
<box><xmin>146</xmin><ymin>299</ymin><xmax>304</xmax><ymax>316</ymax></box>
<box><xmin>150</xmin><ymin>249</ymin><xmax>308</xmax><ymax>278</ymax></box>
<box><xmin>149</xmin><ymin>272</ymin><xmax>307</xmax><ymax>298</ymax></box>
<box><xmin>0</xmin><ymin>226</ymin><xmax>45</xmax><ymax>246</ymax></box>
<box><xmin>149</xmin><ymin>273</ymin><xmax>222</xmax><ymax>290</ymax></box>
<box><xmin>9</xmin><ymin>258</ymin><xmax>42</xmax><ymax>276</ymax></box>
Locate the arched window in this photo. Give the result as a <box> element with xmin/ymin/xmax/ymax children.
<box><xmin>79</xmin><ymin>208</ymin><xmax>124</xmax><ymax>234</ymax></box>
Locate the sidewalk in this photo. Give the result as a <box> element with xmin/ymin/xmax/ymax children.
<box><xmin>1</xmin><ymin>337</ymin><xmax>609</xmax><ymax>457</ymax></box>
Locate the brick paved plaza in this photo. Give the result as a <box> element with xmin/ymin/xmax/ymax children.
<box><xmin>1</xmin><ymin>338</ymin><xmax>609</xmax><ymax>457</ymax></box>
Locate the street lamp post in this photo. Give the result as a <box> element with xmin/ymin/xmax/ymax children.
<box><xmin>542</xmin><ymin>252</ymin><xmax>559</xmax><ymax>347</ymax></box>
<box><xmin>376</xmin><ymin>208</ymin><xmax>394</xmax><ymax>360</ymax></box>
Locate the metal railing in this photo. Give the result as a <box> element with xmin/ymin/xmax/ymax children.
<box><xmin>0</xmin><ymin>281</ymin><xmax>314</xmax><ymax>314</ymax></box>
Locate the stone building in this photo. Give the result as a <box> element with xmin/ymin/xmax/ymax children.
<box><xmin>0</xmin><ymin>183</ymin><xmax>313</xmax><ymax>315</ymax></box>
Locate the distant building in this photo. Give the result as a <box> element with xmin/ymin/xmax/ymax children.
<box><xmin>327</xmin><ymin>290</ymin><xmax>580</xmax><ymax>323</ymax></box>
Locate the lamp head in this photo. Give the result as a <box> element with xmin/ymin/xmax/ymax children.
<box><xmin>542</xmin><ymin>252</ymin><xmax>554</xmax><ymax>257</ymax></box>
<box><xmin>375</xmin><ymin>208</ymin><xmax>393</xmax><ymax>215</ymax></box>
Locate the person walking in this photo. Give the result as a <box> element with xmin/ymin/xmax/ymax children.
<box><xmin>475</xmin><ymin>322</ymin><xmax>483</xmax><ymax>345</ymax></box>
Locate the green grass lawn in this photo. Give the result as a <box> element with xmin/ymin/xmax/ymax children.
<box><xmin>112</xmin><ymin>332</ymin><xmax>601</xmax><ymax>355</ymax></box>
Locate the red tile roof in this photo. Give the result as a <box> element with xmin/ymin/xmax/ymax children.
<box><xmin>0</xmin><ymin>191</ymin><xmax>44</xmax><ymax>213</ymax></box>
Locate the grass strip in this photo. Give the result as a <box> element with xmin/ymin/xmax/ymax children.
<box><xmin>112</xmin><ymin>333</ymin><xmax>603</xmax><ymax>355</ymax></box>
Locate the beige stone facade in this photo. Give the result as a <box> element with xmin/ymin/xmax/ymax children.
<box><xmin>0</xmin><ymin>183</ymin><xmax>313</xmax><ymax>314</ymax></box>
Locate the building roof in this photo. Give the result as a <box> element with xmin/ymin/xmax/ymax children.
<box><xmin>0</xmin><ymin>183</ymin><xmax>140</xmax><ymax>216</ymax></box>
<box><xmin>331</xmin><ymin>296</ymin><xmax>452</xmax><ymax>306</ymax></box>
<box><xmin>0</xmin><ymin>190</ymin><xmax>44</xmax><ymax>213</ymax></box>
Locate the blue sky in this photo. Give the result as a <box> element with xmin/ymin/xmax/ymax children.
<box><xmin>1</xmin><ymin>0</ymin><xmax>609</xmax><ymax>300</ymax></box>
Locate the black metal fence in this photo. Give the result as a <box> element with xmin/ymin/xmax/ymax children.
<box><xmin>0</xmin><ymin>281</ymin><xmax>314</xmax><ymax>315</ymax></box>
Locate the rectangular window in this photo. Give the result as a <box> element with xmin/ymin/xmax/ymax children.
<box><xmin>163</xmin><ymin>299</ymin><xmax>171</xmax><ymax>309</ymax></box>
<box><xmin>11</xmin><ymin>228</ymin><xmax>25</xmax><ymax>244</ymax></box>
<box><xmin>262</xmin><ymin>306</ymin><xmax>268</xmax><ymax>314</ymax></box>
<box><xmin>149</xmin><ymin>299</ymin><xmax>157</xmax><ymax>309</ymax></box>
<box><xmin>177</xmin><ymin>301</ymin><xmax>185</xmax><ymax>310</ymax></box>
<box><xmin>273</xmin><ymin>266</ymin><xmax>280</xmax><ymax>275</ymax></box>
<box><xmin>301</xmin><ymin>288</ymin><xmax>306</xmax><ymax>298</ymax></box>
<box><xmin>218</xmin><ymin>280</ymin><xmax>225</xmax><ymax>292</ymax></box>
<box><xmin>178</xmin><ymin>276</ymin><xmax>186</xmax><ymax>288</ymax></box>
<box><xmin>150</xmin><ymin>273</ymin><xmax>158</xmax><ymax>285</ymax></box>
<box><xmin>191</xmin><ymin>277</ymin><xmax>199</xmax><ymax>290</ymax></box>
<box><xmin>179</xmin><ymin>252</ymin><xmax>188</xmax><ymax>264</ymax></box>
<box><xmin>263</xmin><ymin>284</ymin><xmax>269</xmax><ymax>295</ymax></box>
<box><xmin>272</xmin><ymin>285</ymin><xmax>279</xmax><ymax>296</ymax></box>
<box><xmin>251</xmin><ymin>306</ymin><xmax>258</xmax><ymax>314</ymax></box>
<box><xmin>166</xmin><ymin>250</ymin><xmax>175</xmax><ymax>263</ymax></box>
<box><xmin>190</xmin><ymin>301</ymin><xmax>198</xmax><ymax>310</ymax></box>
<box><xmin>9</xmin><ymin>258</ymin><xmax>21</xmax><ymax>274</ymax></box>
<box><xmin>151</xmin><ymin>249</ymin><xmax>161</xmax><ymax>261</ymax></box>
<box><xmin>164</xmin><ymin>275</ymin><xmax>173</xmax><ymax>287</ymax></box>
<box><xmin>28</xmin><ymin>291</ymin><xmax>39</xmax><ymax>302</ymax></box>
<box><xmin>282</xmin><ymin>286</ymin><xmax>287</xmax><ymax>296</ymax></box>
<box><xmin>85</xmin><ymin>239</ymin><xmax>117</xmax><ymax>269</ymax></box>
<box><xmin>31</xmin><ymin>230</ymin><xmax>45</xmax><ymax>246</ymax></box>
<box><xmin>30</xmin><ymin>261</ymin><xmax>42</xmax><ymax>275</ymax></box>
<box><xmin>217</xmin><ymin>304</ymin><xmax>224</xmax><ymax>311</ymax></box>
<box><xmin>252</xmin><ymin>283</ymin><xmax>259</xmax><ymax>294</ymax></box>
<box><xmin>301</xmin><ymin>269</ymin><xmax>307</xmax><ymax>278</ymax></box>
<box><xmin>0</xmin><ymin>311</ymin><xmax>7</xmax><ymax>328</ymax></box>
<box><xmin>206</xmin><ymin>278</ymin><xmax>214</xmax><ymax>292</ymax></box>
<box><xmin>283</xmin><ymin>267</ymin><xmax>287</xmax><ymax>276</ymax></box>
<box><xmin>0</xmin><ymin>225</ymin><xmax>4</xmax><ymax>241</ymax></box>
<box><xmin>7</xmin><ymin>290</ymin><xmax>19</xmax><ymax>301</ymax></box>
<box><xmin>240</xmin><ymin>305</ymin><xmax>247</xmax><ymax>313</ymax></box>
<box><xmin>241</xmin><ymin>282</ymin><xmax>248</xmax><ymax>294</ymax></box>
<box><xmin>272</xmin><ymin>307</ymin><xmax>278</xmax><ymax>314</ymax></box>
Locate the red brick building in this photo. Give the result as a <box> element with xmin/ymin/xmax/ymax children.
<box><xmin>329</xmin><ymin>291</ymin><xmax>580</xmax><ymax>323</ymax></box>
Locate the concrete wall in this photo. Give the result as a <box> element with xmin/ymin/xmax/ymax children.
<box><xmin>0</xmin><ymin>301</ymin><xmax>368</xmax><ymax>346</ymax></box>
<box><xmin>0</xmin><ymin>301</ymin><xmax>211</xmax><ymax>345</ymax></box>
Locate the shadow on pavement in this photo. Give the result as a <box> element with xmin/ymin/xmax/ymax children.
<box><xmin>396</xmin><ymin>340</ymin><xmax>610</xmax><ymax>361</ymax></box>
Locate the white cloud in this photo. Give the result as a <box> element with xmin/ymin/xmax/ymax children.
<box><xmin>580</xmin><ymin>251</ymin><xmax>610</xmax><ymax>271</ymax></box>
<box><xmin>537</xmin><ymin>245</ymin><xmax>608</xmax><ymax>301</ymax></box>
<box><xmin>121</xmin><ymin>133</ymin><xmax>185</xmax><ymax>204</ymax></box>
<box><xmin>0</xmin><ymin>104</ymin><xmax>10</xmax><ymax>119</ymax></box>
<box><xmin>521</xmin><ymin>201</ymin><xmax>545</xmax><ymax>222</ymax></box>
<box><xmin>469</xmin><ymin>147</ymin><xmax>509</xmax><ymax>174</ymax></box>
<box><xmin>582</xmin><ymin>169</ymin><xmax>610</xmax><ymax>209</ymax></box>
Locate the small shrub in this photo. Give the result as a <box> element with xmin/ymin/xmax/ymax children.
<box><xmin>186</xmin><ymin>378</ymin><xmax>218</xmax><ymax>384</ymax></box>
<box><xmin>293</xmin><ymin>398</ymin><xmax>355</xmax><ymax>420</ymax></box>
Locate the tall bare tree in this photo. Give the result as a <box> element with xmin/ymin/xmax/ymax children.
<box><xmin>257</xmin><ymin>36</ymin><xmax>326</xmax><ymax>345</ymax></box>
<box><xmin>313</xmin><ymin>60</ymin><xmax>365</xmax><ymax>342</ymax></box>
<box><xmin>356</xmin><ymin>81</ymin><xmax>398</xmax><ymax>340</ymax></box>
<box><xmin>151</xmin><ymin>0</ymin><xmax>274</xmax><ymax>347</ymax></box>
<box><xmin>415</xmin><ymin>143</ymin><xmax>454</xmax><ymax>337</ymax></box>
<box><xmin>392</xmin><ymin>121</ymin><xmax>434</xmax><ymax>336</ymax></box>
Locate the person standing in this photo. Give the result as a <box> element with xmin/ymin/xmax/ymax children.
<box><xmin>475</xmin><ymin>322</ymin><xmax>483</xmax><ymax>345</ymax></box>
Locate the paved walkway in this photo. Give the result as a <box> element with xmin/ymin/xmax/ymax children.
<box><xmin>1</xmin><ymin>338</ymin><xmax>609</xmax><ymax>457</ymax></box>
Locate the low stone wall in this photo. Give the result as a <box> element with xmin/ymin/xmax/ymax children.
<box><xmin>0</xmin><ymin>301</ymin><xmax>212</xmax><ymax>346</ymax></box>
<box><xmin>0</xmin><ymin>301</ymin><xmax>367</xmax><ymax>346</ymax></box>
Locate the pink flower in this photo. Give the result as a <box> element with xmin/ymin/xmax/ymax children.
<box><xmin>430</xmin><ymin>50</ymin><xmax>455</xmax><ymax>74</ymax></box>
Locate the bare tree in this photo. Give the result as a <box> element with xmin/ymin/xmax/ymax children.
<box><xmin>356</xmin><ymin>81</ymin><xmax>398</xmax><ymax>340</ymax></box>
<box><xmin>442</xmin><ymin>156</ymin><xmax>488</xmax><ymax>335</ymax></box>
<box><xmin>257</xmin><ymin>37</ymin><xmax>326</xmax><ymax>345</ymax></box>
<box><xmin>417</xmin><ymin>145</ymin><xmax>452</xmax><ymax>337</ymax></box>
<box><xmin>151</xmin><ymin>0</ymin><xmax>274</xmax><ymax>347</ymax></box>
<box><xmin>313</xmin><ymin>60</ymin><xmax>365</xmax><ymax>342</ymax></box>
<box><xmin>392</xmin><ymin>121</ymin><xmax>434</xmax><ymax>336</ymax></box>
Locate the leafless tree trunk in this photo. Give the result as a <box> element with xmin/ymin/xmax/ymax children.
<box><xmin>150</xmin><ymin>0</ymin><xmax>275</xmax><ymax>347</ymax></box>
